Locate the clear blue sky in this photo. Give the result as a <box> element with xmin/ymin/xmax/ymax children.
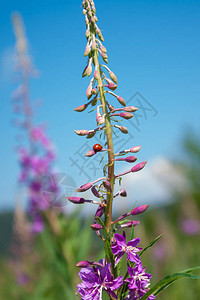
<box><xmin>0</xmin><ymin>0</ymin><xmax>200</xmax><ymax>210</ymax></box>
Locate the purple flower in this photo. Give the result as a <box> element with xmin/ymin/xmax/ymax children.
<box><xmin>16</xmin><ymin>273</ymin><xmax>29</xmax><ymax>286</ymax></box>
<box><xmin>125</xmin><ymin>262</ymin><xmax>155</xmax><ymax>300</ymax></box>
<box><xmin>77</xmin><ymin>260</ymin><xmax>123</xmax><ymax>300</ymax></box>
<box><xmin>31</xmin><ymin>215</ymin><xmax>44</xmax><ymax>233</ymax></box>
<box><xmin>111</xmin><ymin>231</ymin><xmax>142</xmax><ymax>266</ymax></box>
<box><xmin>180</xmin><ymin>219</ymin><xmax>200</xmax><ymax>235</ymax></box>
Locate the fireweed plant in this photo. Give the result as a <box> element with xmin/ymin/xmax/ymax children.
<box><xmin>66</xmin><ymin>1</ymin><xmax>200</xmax><ymax>299</ymax></box>
<box><xmin>11</xmin><ymin>13</ymin><xmax>57</xmax><ymax>234</ymax></box>
<box><xmin>11</xmin><ymin>13</ymin><xmax>94</xmax><ymax>298</ymax></box>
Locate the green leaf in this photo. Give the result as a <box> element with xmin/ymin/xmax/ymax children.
<box><xmin>141</xmin><ymin>267</ymin><xmax>200</xmax><ymax>300</ymax></box>
<box><xmin>139</xmin><ymin>234</ymin><xmax>162</xmax><ymax>257</ymax></box>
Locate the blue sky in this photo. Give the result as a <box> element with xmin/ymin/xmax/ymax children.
<box><xmin>0</xmin><ymin>0</ymin><xmax>200</xmax><ymax>210</ymax></box>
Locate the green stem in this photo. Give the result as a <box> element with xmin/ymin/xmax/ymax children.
<box><xmin>93</xmin><ymin>50</ymin><xmax>115</xmax><ymax>234</ymax></box>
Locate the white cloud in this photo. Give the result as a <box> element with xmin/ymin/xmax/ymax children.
<box><xmin>113</xmin><ymin>156</ymin><xmax>188</xmax><ymax>211</ymax></box>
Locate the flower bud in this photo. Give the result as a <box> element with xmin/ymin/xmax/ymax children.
<box><xmin>91</xmin><ymin>186</ymin><xmax>101</xmax><ymax>198</ymax></box>
<box><xmin>103</xmin><ymin>180</ymin><xmax>112</xmax><ymax>192</ymax></box>
<box><xmin>91</xmin><ymin>97</ymin><xmax>98</xmax><ymax>106</ymax></box>
<box><xmin>108</xmin><ymin>103</ymin><xmax>115</xmax><ymax>111</ymax></box>
<box><xmin>120</xmin><ymin>112</ymin><xmax>133</xmax><ymax>119</ymax></box>
<box><xmin>109</xmin><ymin>71</ymin><xmax>118</xmax><ymax>84</ymax></box>
<box><xmin>85</xmin><ymin>16</ymin><xmax>89</xmax><ymax>25</ymax></box>
<box><xmin>96</xmin><ymin>106</ymin><xmax>105</xmax><ymax>125</ymax></box>
<box><xmin>95</xmin><ymin>204</ymin><xmax>105</xmax><ymax>218</ymax></box>
<box><xmin>88</xmin><ymin>11</ymin><xmax>92</xmax><ymax>18</ymax></box>
<box><xmin>118</xmin><ymin>126</ymin><xmax>128</xmax><ymax>134</ymax></box>
<box><xmin>97</xmin><ymin>115</ymin><xmax>105</xmax><ymax>126</ymax></box>
<box><xmin>119</xmin><ymin>189</ymin><xmax>127</xmax><ymax>197</ymax></box>
<box><xmin>115</xmin><ymin>156</ymin><xmax>137</xmax><ymax>163</ymax></box>
<box><xmin>100</xmin><ymin>45</ymin><xmax>107</xmax><ymax>53</ymax></box>
<box><xmin>67</xmin><ymin>197</ymin><xmax>85</xmax><ymax>204</ymax></box>
<box><xmin>131</xmin><ymin>205</ymin><xmax>149</xmax><ymax>216</ymax></box>
<box><xmin>87</xmin><ymin>131</ymin><xmax>96</xmax><ymax>138</ymax></box>
<box><xmin>131</xmin><ymin>161</ymin><xmax>147</xmax><ymax>173</ymax></box>
<box><xmin>83</xmin><ymin>9</ymin><xmax>87</xmax><ymax>15</ymax></box>
<box><xmin>85</xmin><ymin>29</ymin><xmax>90</xmax><ymax>38</ymax></box>
<box><xmin>86</xmin><ymin>149</ymin><xmax>96</xmax><ymax>157</ymax></box>
<box><xmin>74</xmin><ymin>104</ymin><xmax>88</xmax><ymax>112</ymax></box>
<box><xmin>82</xmin><ymin>65</ymin><xmax>87</xmax><ymax>77</ymax></box>
<box><xmin>107</xmin><ymin>82</ymin><xmax>117</xmax><ymax>90</ymax></box>
<box><xmin>119</xmin><ymin>221</ymin><xmax>140</xmax><ymax>228</ymax></box>
<box><xmin>74</xmin><ymin>130</ymin><xmax>89</xmax><ymax>136</ymax></box>
<box><xmin>76</xmin><ymin>182</ymin><xmax>93</xmax><ymax>192</ymax></box>
<box><xmin>86</xmin><ymin>84</ymin><xmax>93</xmax><ymax>99</ymax></box>
<box><xmin>124</xmin><ymin>106</ymin><xmax>138</xmax><ymax>112</ymax></box>
<box><xmin>92</xmin><ymin>40</ymin><xmax>96</xmax><ymax>50</ymax></box>
<box><xmin>94</xmin><ymin>16</ymin><xmax>98</xmax><ymax>22</ymax></box>
<box><xmin>91</xmin><ymin>223</ymin><xmax>103</xmax><ymax>231</ymax></box>
<box><xmin>117</xmin><ymin>96</ymin><xmax>126</xmax><ymax>106</ymax></box>
<box><xmin>86</xmin><ymin>65</ymin><xmax>92</xmax><ymax>77</ymax></box>
<box><xmin>76</xmin><ymin>261</ymin><xmax>91</xmax><ymax>267</ymax></box>
<box><xmin>91</xmin><ymin>17</ymin><xmax>95</xmax><ymax>24</ymax></box>
<box><xmin>101</xmin><ymin>52</ymin><xmax>108</xmax><ymax>63</ymax></box>
<box><xmin>84</xmin><ymin>44</ymin><xmax>91</xmax><ymax>57</ymax></box>
<box><xmin>125</xmin><ymin>156</ymin><xmax>137</xmax><ymax>163</ymax></box>
<box><xmin>94</xmin><ymin>70</ymin><xmax>100</xmax><ymax>80</ymax></box>
<box><xmin>92</xmin><ymin>88</ymin><xmax>97</xmax><ymax>95</ymax></box>
<box><xmin>130</xmin><ymin>145</ymin><xmax>141</xmax><ymax>153</ymax></box>
<box><xmin>96</xmin><ymin>27</ymin><xmax>104</xmax><ymax>41</ymax></box>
